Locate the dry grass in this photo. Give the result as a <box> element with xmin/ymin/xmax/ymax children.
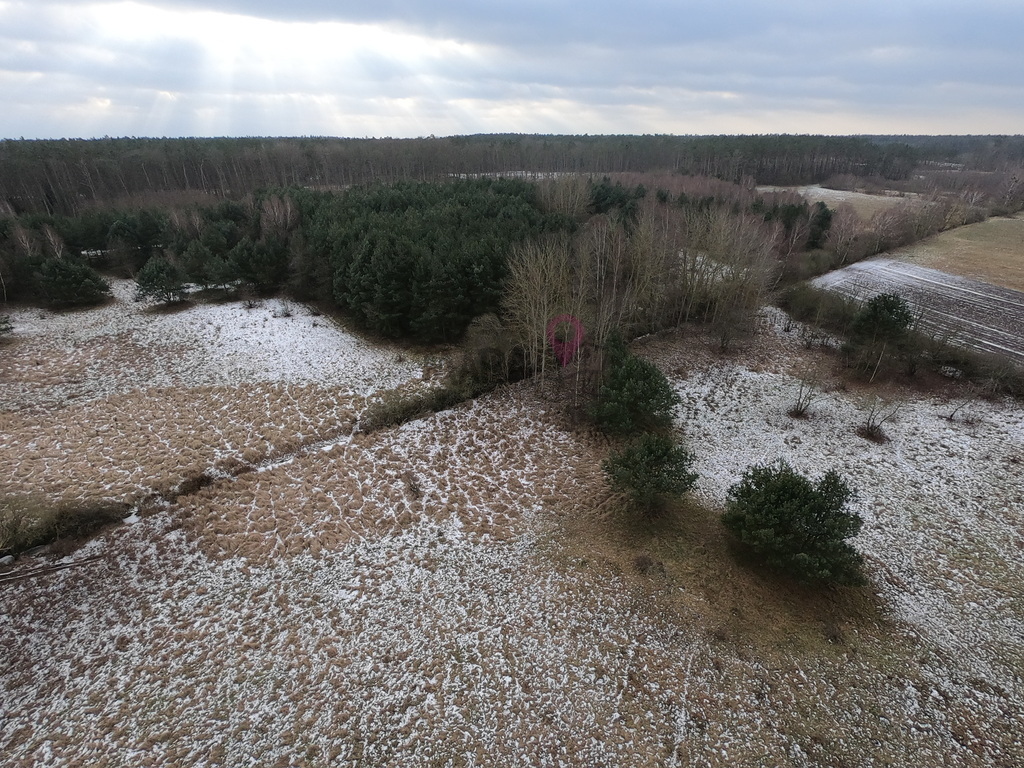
<box><xmin>0</xmin><ymin>330</ymin><xmax>198</xmax><ymax>412</ymax></box>
<box><xmin>893</xmin><ymin>213</ymin><xmax>1024</xmax><ymax>292</ymax></box>
<box><xmin>532</xmin><ymin>490</ymin><xmax>1021</xmax><ymax>768</ymax></box>
<box><xmin>0</xmin><ymin>383</ymin><xmax>362</xmax><ymax>509</ymax></box>
<box><xmin>179</xmin><ymin>387</ymin><xmax>609</xmax><ymax>562</ymax></box>
<box><xmin>2</xmin><ymin>297</ymin><xmax>1023</xmax><ymax>767</ymax></box>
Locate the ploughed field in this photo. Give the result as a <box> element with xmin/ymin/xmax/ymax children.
<box><xmin>1</xmin><ymin>284</ymin><xmax>1023</xmax><ymax>767</ymax></box>
<box><xmin>813</xmin><ymin>258</ymin><xmax>1024</xmax><ymax>366</ymax></box>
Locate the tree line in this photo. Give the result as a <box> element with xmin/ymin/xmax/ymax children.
<box><xmin>0</xmin><ymin>134</ymin><xmax>932</xmax><ymax>216</ymax></box>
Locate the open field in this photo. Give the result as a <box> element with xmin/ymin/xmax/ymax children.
<box><xmin>813</xmin><ymin>258</ymin><xmax>1024</xmax><ymax>366</ymax></box>
<box><xmin>757</xmin><ymin>185</ymin><xmax>919</xmax><ymax>221</ymax></box>
<box><xmin>2</xmin><ymin>290</ymin><xmax>1023</xmax><ymax>766</ymax></box>
<box><xmin>890</xmin><ymin>214</ymin><xmax>1024</xmax><ymax>293</ymax></box>
<box><xmin>0</xmin><ymin>280</ymin><xmax>424</xmax><ymax>413</ymax></box>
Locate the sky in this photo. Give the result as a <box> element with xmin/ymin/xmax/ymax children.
<box><xmin>2</xmin><ymin>0</ymin><xmax>1023</xmax><ymax>140</ymax></box>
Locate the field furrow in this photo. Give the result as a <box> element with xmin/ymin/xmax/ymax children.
<box><xmin>814</xmin><ymin>258</ymin><xmax>1024</xmax><ymax>364</ymax></box>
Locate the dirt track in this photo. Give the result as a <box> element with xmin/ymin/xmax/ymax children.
<box><xmin>813</xmin><ymin>258</ymin><xmax>1024</xmax><ymax>365</ymax></box>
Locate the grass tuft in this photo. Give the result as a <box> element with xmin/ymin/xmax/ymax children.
<box><xmin>0</xmin><ymin>494</ymin><xmax>129</xmax><ymax>555</ymax></box>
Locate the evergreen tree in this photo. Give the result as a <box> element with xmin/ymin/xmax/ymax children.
<box><xmin>230</xmin><ymin>236</ymin><xmax>290</xmax><ymax>291</ymax></box>
<box><xmin>603</xmin><ymin>433</ymin><xmax>698</xmax><ymax>515</ymax></box>
<box><xmin>722</xmin><ymin>460</ymin><xmax>865</xmax><ymax>585</ymax></box>
<box><xmin>37</xmin><ymin>257</ymin><xmax>110</xmax><ymax>308</ymax></box>
<box><xmin>851</xmin><ymin>292</ymin><xmax>914</xmax><ymax>343</ymax></box>
<box><xmin>590</xmin><ymin>334</ymin><xmax>680</xmax><ymax>436</ymax></box>
<box><xmin>847</xmin><ymin>291</ymin><xmax>917</xmax><ymax>376</ymax></box>
<box><xmin>135</xmin><ymin>255</ymin><xmax>187</xmax><ymax>304</ymax></box>
<box><xmin>807</xmin><ymin>201</ymin><xmax>833</xmax><ymax>249</ymax></box>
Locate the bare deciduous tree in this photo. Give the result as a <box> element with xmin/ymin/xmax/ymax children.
<box><xmin>825</xmin><ymin>203</ymin><xmax>865</xmax><ymax>265</ymax></box>
<box><xmin>502</xmin><ymin>236</ymin><xmax>573</xmax><ymax>384</ymax></box>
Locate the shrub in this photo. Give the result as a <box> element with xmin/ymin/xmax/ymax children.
<box><xmin>722</xmin><ymin>460</ymin><xmax>865</xmax><ymax>585</ymax></box>
<box><xmin>603</xmin><ymin>433</ymin><xmax>698</xmax><ymax>515</ymax></box>
<box><xmin>857</xmin><ymin>396</ymin><xmax>901</xmax><ymax>443</ymax></box>
<box><xmin>135</xmin><ymin>255</ymin><xmax>187</xmax><ymax>304</ymax></box>
<box><xmin>846</xmin><ymin>292</ymin><xmax>919</xmax><ymax>379</ymax></box>
<box><xmin>37</xmin><ymin>257</ymin><xmax>110</xmax><ymax>308</ymax></box>
<box><xmin>591</xmin><ymin>334</ymin><xmax>680</xmax><ymax>436</ymax></box>
<box><xmin>358</xmin><ymin>373</ymin><xmax>490</xmax><ymax>434</ymax></box>
<box><xmin>1</xmin><ymin>494</ymin><xmax>128</xmax><ymax>554</ymax></box>
<box><xmin>787</xmin><ymin>380</ymin><xmax>818</xmax><ymax>418</ymax></box>
<box><xmin>0</xmin><ymin>314</ymin><xmax>12</xmax><ymax>339</ymax></box>
<box><xmin>851</xmin><ymin>292</ymin><xmax>914</xmax><ymax>343</ymax></box>
<box><xmin>777</xmin><ymin>283</ymin><xmax>858</xmax><ymax>332</ymax></box>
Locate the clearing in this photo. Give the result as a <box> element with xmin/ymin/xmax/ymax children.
<box><xmin>1</xmin><ymin>286</ymin><xmax>1022</xmax><ymax>767</ymax></box>
<box><xmin>758</xmin><ymin>184</ymin><xmax>919</xmax><ymax>221</ymax></box>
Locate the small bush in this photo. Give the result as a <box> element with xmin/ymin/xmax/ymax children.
<box><xmin>851</xmin><ymin>292</ymin><xmax>914</xmax><ymax>343</ymax></box>
<box><xmin>358</xmin><ymin>374</ymin><xmax>489</xmax><ymax>433</ymax></box>
<box><xmin>857</xmin><ymin>397</ymin><xmax>901</xmax><ymax>443</ymax></box>
<box><xmin>603</xmin><ymin>433</ymin><xmax>698</xmax><ymax>516</ymax></box>
<box><xmin>0</xmin><ymin>314</ymin><xmax>12</xmax><ymax>339</ymax></box>
<box><xmin>777</xmin><ymin>284</ymin><xmax>858</xmax><ymax>333</ymax></box>
<box><xmin>722</xmin><ymin>460</ymin><xmax>865</xmax><ymax>585</ymax></box>
<box><xmin>1</xmin><ymin>495</ymin><xmax>128</xmax><ymax>555</ymax></box>
<box><xmin>787</xmin><ymin>380</ymin><xmax>818</xmax><ymax>418</ymax></box>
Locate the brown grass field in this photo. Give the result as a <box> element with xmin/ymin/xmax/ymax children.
<box><xmin>892</xmin><ymin>213</ymin><xmax>1024</xmax><ymax>292</ymax></box>
<box><xmin>1</xmin><ymin>293</ymin><xmax>1023</xmax><ymax>767</ymax></box>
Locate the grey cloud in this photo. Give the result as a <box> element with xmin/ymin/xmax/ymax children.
<box><xmin>122</xmin><ymin>0</ymin><xmax>1024</xmax><ymax>56</ymax></box>
<box><xmin>4</xmin><ymin>0</ymin><xmax>1024</xmax><ymax>138</ymax></box>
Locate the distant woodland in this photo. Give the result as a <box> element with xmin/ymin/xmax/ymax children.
<box><xmin>6</xmin><ymin>133</ymin><xmax>1023</xmax><ymax>217</ymax></box>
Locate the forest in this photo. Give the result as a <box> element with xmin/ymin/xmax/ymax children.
<box><xmin>7</xmin><ymin>133</ymin><xmax>1024</xmax><ymax>217</ymax></box>
<box><xmin>2</xmin><ymin>133</ymin><xmax>1023</xmax><ymax>370</ymax></box>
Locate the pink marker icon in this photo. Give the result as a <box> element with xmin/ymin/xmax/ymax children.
<box><xmin>546</xmin><ymin>314</ymin><xmax>585</xmax><ymax>367</ymax></box>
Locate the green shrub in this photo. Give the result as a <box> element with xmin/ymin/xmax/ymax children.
<box><xmin>851</xmin><ymin>292</ymin><xmax>914</xmax><ymax>343</ymax></box>
<box><xmin>845</xmin><ymin>292</ymin><xmax>919</xmax><ymax>378</ymax></box>
<box><xmin>591</xmin><ymin>334</ymin><xmax>679</xmax><ymax>436</ymax></box>
<box><xmin>37</xmin><ymin>257</ymin><xmax>110</xmax><ymax>308</ymax></box>
<box><xmin>603</xmin><ymin>433</ymin><xmax>698</xmax><ymax>515</ymax></box>
<box><xmin>358</xmin><ymin>374</ymin><xmax>490</xmax><ymax>433</ymax></box>
<box><xmin>135</xmin><ymin>255</ymin><xmax>187</xmax><ymax>304</ymax></box>
<box><xmin>721</xmin><ymin>460</ymin><xmax>865</xmax><ymax>585</ymax></box>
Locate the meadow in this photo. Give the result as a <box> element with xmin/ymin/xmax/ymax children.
<box><xmin>891</xmin><ymin>213</ymin><xmax>1024</xmax><ymax>293</ymax></box>
<box><xmin>2</xmin><ymin>283</ymin><xmax>1022</xmax><ymax>767</ymax></box>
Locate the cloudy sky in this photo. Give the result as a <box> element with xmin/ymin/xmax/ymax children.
<box><xmin>2</xmin><ymin>0</ymin><xmax>1022</xmax><ymax>139</ymax></box>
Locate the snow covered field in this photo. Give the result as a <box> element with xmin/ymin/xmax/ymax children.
<box><xmin>1</xmin><ymin>290</ymin><xmax>1022</xmax><ymax>766</ymax></box>
<box><xmin>1</xmin><ymin>280</ymin><xmax>423</xmax><ymax>412</ymax></box>
<box><xmin>813</xmin><ymin>258</ymin><xmax>1024</xmax><ymax>365</ymax></box>
<box><xmin>756</xmin><ymin>184</ymin><xmax>918</xmax><ymax>221</ymax></box>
